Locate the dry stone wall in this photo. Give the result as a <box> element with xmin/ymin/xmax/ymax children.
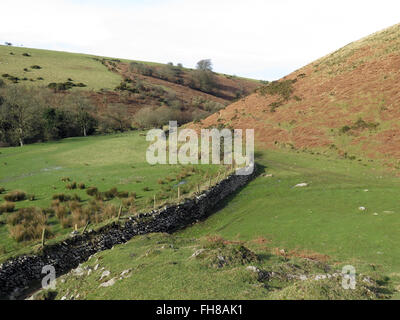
<box><xmin>0</xmin><ymin>165</ymin><xmax>256</xmax><ymax>299</ymax></box>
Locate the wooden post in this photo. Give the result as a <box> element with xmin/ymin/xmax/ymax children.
<box><xmin>208</xmin><ymin>177</ymin><xmax>212</xmax><ymax>188</ymax></box>
<box><xmin>82</xmin><ymin>221</ymin><xmax>89</xmax><ymax>234</ymax></box>
<box><xmin>117</xmin><ymin>205</ymin><xmax>122</xmax><ymax>221</ymax></box>
<box><xmin>74</xmin><ymin>224</ymin><xmax>78</xmax><ymax>231</ymax></box>
<box><xmin>178</xmin><ymin>187</ymin><xmax>180</xmax><ymax>201</ymax></box>
<box><xmin>41</xmin><ymin>228</ymin><xmax>46</xmax><ymax>247</ymax></box>
<box><xmin>197</xmin><ymin>184</ymin><xmax>200</xmax><ymax>194</ymax></box>
<box><xmin>153</xmin><ymin>195</ymin><xmax>156</xmax><ymax>209</ymax></box>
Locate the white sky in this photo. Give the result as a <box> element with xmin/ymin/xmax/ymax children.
<box><xmin>1</xmin><ymin>0</ymin><xmax>399</xmax><ymax>80</ymax></box>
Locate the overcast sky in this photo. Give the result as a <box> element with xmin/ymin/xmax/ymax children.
<box><xmin>1</xmin><ymin>0</ymin><xmax>400</xmax><ymax>80</ymax></box>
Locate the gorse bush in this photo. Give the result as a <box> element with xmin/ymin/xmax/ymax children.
<box><xmin>4</xmin><ymin>190</ymin><xmax>26</xmax><ymax>202</ymax></box>
<box><xmin>258</xmin><ymin>79</ymin><xmax>297</xmax><ymax>101</ymax></box>
<box><xmin>339</xmin><ymin>118</ymin><xmax>380</xmax><ymax>134</ymax></box>
<box><xmin>7</xmin><ymin>207</ymin><xmax>51</xmax><ymax>242</ymax></box>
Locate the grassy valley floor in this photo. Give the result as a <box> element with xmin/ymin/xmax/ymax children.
<box><xmin>26</xmin><ymin>143</ymin><xmax>400</xmax><ymax>300</ymax></box>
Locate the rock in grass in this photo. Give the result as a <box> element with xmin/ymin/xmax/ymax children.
<box><xmin>358</xmin><ymin>207</ymin><xmax>366</xmax><ymax>211</ymax></box>
<box><xmin>246</xmin><ymin>266</ymin><xmax>260</xmax><ymax>273</ymax></box>
<box><xmin>72</xmin><ymin>266</ymin><xmax>84</xmax><ymax>276</ymax></box>
<box><xmin>294</xmin><ymin>183</ymin><xmax>308</xmax><ymax>188</ymax></box>
<box><xmin>120</xmin><ymin>269</ymin><xmax>131</xmax><ymax>278</ymax></box>
<box><xmin>100</xmin><ymin>270</ymin><xmax>110</xmax><ymax>280</ymax></box>
<box><xmin>99</xmin><ymin>278</ymin><xmax>116</xmax><ymax>288</ymax></box>
<box><xmin>190</xmin><ymin>249</ymin><xmax>205</xmax><ymax>258</ymax></box>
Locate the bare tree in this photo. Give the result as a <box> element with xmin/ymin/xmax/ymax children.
<box><xmin>196</xmin><ymin>59</ymin><xmax>213</xmax><ymax>71</ymax></box>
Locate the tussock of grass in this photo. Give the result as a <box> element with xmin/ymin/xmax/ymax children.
<box><xmin>7</xmin><ymin>207</ymin><xmax>51</xmax><ymax>242</ymax></box>
<box><xmin>0</xmin><ymin>202</ymin><xmax>15</xmax><ymax>214</ymax></box>
<box><xmin>4</xmin><ymin>190</ymin><xmax>26</xmax><ymax>202</ymax></box>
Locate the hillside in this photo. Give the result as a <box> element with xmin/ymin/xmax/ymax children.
<box><xmin>192</xmin><ymin>23</ymin><xmax>400</xmax><ymax>167</ymax></box>
<box><xmin>0</xmin><ymin>45</ymin><xmax>260</xmax><ymax>121</ymax></box>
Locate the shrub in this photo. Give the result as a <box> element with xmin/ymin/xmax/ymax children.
<box><xmin>339</xmin><ymin>125</ymin><xmax>351</xmax><ymax>134</ymax></box>
<box><xmin>4</xmin><ymin>190</ymin><xmax>27</xmax><ymax>202</ymax></box>
<box><xmin>66</xmin><ymin>182</ymin><xmax>77</xmax><ymax>190</ymax></box>
<box><xmin>122</xmin><ymin>197</ymin><xmax>135</xmax><ymax>207</ymax></box>
<box><xmin>54</xmin><ymin>203</ymin><xmax>69</xmax><ymax>220</ymax></box>
<box><xmin>31</xmin><ymin>65</ymin><xmax>42</xmax><ymax>69</ymax></box>
<box><xmin>103</xmin><ymin>187</ymin><xmax>118</xmax><ymax>200</ymax></box>
<box><xmin>7</xmin><ymin>207</ymin><xmax>51</xmax><ymax>242</ymax></box>
<box><xmin>86</xmin><ymin>187</ymin><xmax>98</xmax><ymax>196</ymax></box>
<box><xmin>95</xmin><ymin>192</ymin><xmax>105</xmax><ymax>201</ymax></box>
<box><xmin>52</xmin><ymin>193</ymin><xmax>71</xmax><ymax>202</ymax></box>
<box><xmin>269</xmin><ymin>101</ymin><xmax>283</xmax><ymax>112</ymax></box>
<box><xmin>0</xmin><ymin>202</ymin><xmax>15</xmax><ymax>214</ymax></box>
<box><xmin>102</xmin><ymin>204</ymin><xmax>117</xmax><ymax>220</ymax></box>
<box><xmin>258</xmin><ymin>79</ymin><xmax>296</xmax><ymax>101</ymax></box>
<box><xmin>117</xmin><ymin>191</ymin><xmax>129</xmax><ymax>198</ymax></box>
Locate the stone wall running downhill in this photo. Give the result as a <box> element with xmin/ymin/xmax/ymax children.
<box><xmin>0</xmin><ymin>164</ymin><xmax>257</xmax><ymax>299</ymax></box>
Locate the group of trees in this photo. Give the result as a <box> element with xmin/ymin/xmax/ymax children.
<box><xmin>129</xmin><ymin>59</ymin><xmax>218</xmax><ymax>95</ymax></box>
<box><xmin>0</xmin><ymin>86</ymin><xmax>131</xmax><ymax>147</ymax></box>
<box><xmin>129</xmin><ymin>62</ymin><xmax>184</xmax><ymax>84</ymax></box>
<box><xmin>0</xmin><ymin>59</ymin><xmax>223</xmax><ymax>147</ymax></box>
<box><xmin>189</xmin><ymin>59</ymin><xmax>217</xmax><ymax>94</ymax></box>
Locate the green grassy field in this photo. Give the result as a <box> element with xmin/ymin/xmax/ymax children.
<box><xmin>180</xmin><ymin>150</ymin><xmax>400</xmax><ymax>274</ymax></box>
<box><xmin>34</xmin><ymin>233</ymin><xmax>392</xmax><ymax>300</ymax></box>
<box><xmin>0</xmin><ymin>45</ymin><xmax>123</xmax><ymax>90</ymax></box>
<box><xmin>2</xmin><ymin>132</ymin><xmax>400</xmax><ymax>299</ymax></box>
<box><xmin>0</xmin><ymin>131</ymin><xmax>221</xmax><ymax>260</ymax></box>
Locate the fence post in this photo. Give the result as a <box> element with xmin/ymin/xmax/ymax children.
<box><xmin>117</xmin><ymin>205</ymin><xmax>122</xmax><ymax>221</ymax></box>
<box><xmin>41</xmin><ymin>228</ymin><xmax>46</xmax><ymax>247</ymax></box>
<box><xmin>153</xmin><ymin>195</ymin><xmax>156</xmax><ymax>209</ymax></box>
<box><xmin>178</xmin><ymin>187</ymin><xmax>180</xmax><ymax>201</ymax></box>
<box><xmin>82</xmin><ymin>221</ymin><xmax>89</xmax><ymax>234</ymax></box>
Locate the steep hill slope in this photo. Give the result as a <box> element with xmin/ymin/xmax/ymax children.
<box><xmin>193</xmin><ymin>23</ymin><xmax>400</xmax><ymax>166</ymax></box>
<box><xmin>0</xmin><ymin>45</ymin><xmax>260</xmax><ymax>120</ymax></box>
